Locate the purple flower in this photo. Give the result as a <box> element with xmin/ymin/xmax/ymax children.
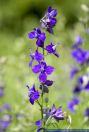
<box><xmin>70</xmin><ymin>67</ymin><xmax>79</xmax><ymax>79</ymax></box>
<box><xmin>0</xmin><ymin>86</ymin><xmax>4</xmax><ymax>97</ymax></box>
<box><xmin>32</xmin><ymin>61</ymin><xmax>55</xmax><ymax>83</ymax></box>
<box><xmin>45</xmin><ymin>42</ymin><xmax>59</xmax><ymax>57</ymax></box>
<box><xmin>0</xmin><ymin>114</ymin><xmax>11</xmax><ymax>130</ymax></box>
<box><xmin>41</xmin><ymin>7</ymin><xmax>57</xmax><ymax>34</ymax></box>
<box><xmin>85</xmin><ymin>82</ymin><xmax>89</xmax><ymax>90</ymax></box>
<box><xmin>68</xmin><ymin>98</ymin><xmax>79</xmax><ymax>112</ymax></box>
<box><xmin>78</xmin><ymin>76</ymin><xmax>84</xmax><ymax>84</ymax></box>
<box><xmin>44</xmin><ymin>80</ymin><xmax>53</xmax><ymax>86</ymax></box>
<box><xmin>28</xmin><ymin>27</ymin><xmax>46</xmax><ymax>47</ymax></box>
<box><xmin>2</xmin><ymin>104</ymin><xmax>11</xmax><ymax>111</ymax></box>
<box><xmin>72</xmin><ymin>36</ymin><xmax>84</xmax><ymax>48</ymax></box>
<box><xmin>47</xmin><ymin>6</ymin><xmax>57</xmax><ymax>17</ymax></box>
<box><xmin>84</xmin><ymin>108</ymin><xmax>89</xmax><ymax>117</ymax></box>
<box><xmin>29</xmin><ymin>50</ymin><xmax>35</xmax><ymax>67</ymax></box>
<box><xmin>35</xmin><ymin>119</ymin><xmax>42</xmax><ymax>127</ymax></box>
<box><xmin>49</xmin><ymin>104</ymin><xmax>64</xmax><ymax>121</ymax></box>
<box><xmin>71</xmin><ymin>48</ymin><xmax>88</xmax><ymax>64</ymax></box>
<box><xmin>73</xmin><ymin>85</ymin><xmax>83</xmax><ymax>94</ymax></box>
<box><xmin>28</xmin><ymin>84</ymin><xmax>40</xmax><ymax>105</ymax></box>
<box><xmin>35</xmin><ymin>120</ymin><xmax>42</xmax><ymax>132</ymax></box>
<box><xmin>29</xmin><ymin>50</ymin><xmax>43</xmax><ymax>67</ymax></box>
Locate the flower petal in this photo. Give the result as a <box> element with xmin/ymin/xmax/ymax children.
<box><xmin>35</xmin><ymin>50</ymin><xmax>43</xmax><ymax>62</ymax></box>
<box><xmin>45</xmin><ymin>66</ymin><xmax>55</xmax><ymax>75</ymax></box>
<box><xmin>39</xmin><ymin>73</ymin><xmax>47</xmax><ymax>83</ymax></box>
<box><xmin>28</xmin><ymin>31</ymin><xmax>36</xmax><ymax>39</ymax></box>
<box><xmin>36</xmin><ymin>39</ymin><xmax>44</xmax><ymax>47</ymax></box>
<box><xmin>45</xmin><ymin>80</ymin><xmax>53</xmax><ymax>86</ymax></box>
<box><xmin>29</xmin><ymin>98</ymin><xmax>34</xmax><ymax>105</ymax></box>
<box><xmin>32</xmin><ymin>64</ymin><xmax>41</xmax><ymax>73</ymax></box>
<box><xmin>35</xmin><ymin>120</ymin><xmax>42</xmax><ymax>127</ymax></box>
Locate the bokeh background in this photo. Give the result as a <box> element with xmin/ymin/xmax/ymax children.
<box><xmin>0</xmin><ymin>0</ymin><xmax>89</xmax><ymax>131</ymax></box>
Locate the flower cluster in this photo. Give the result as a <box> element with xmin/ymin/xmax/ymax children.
<box><xmin>0</xmin><ymin>85</ymin><xmax>11</xmax><ymax>132</ymax></box>
<box><xmin>71</xmin><ymin>36</ymin><xmax>89</xmax><ymax>66</ymax></box>
<box><xmin>27</xmin><ymin>6</ymin><xmax>65</xmax><ymax>131</ymax></box>
<box><xmin>40</xmin><ymin>6</ymin><xmax>57</xmax><ymax>34</ymax></box>
<box><xmin>68</xmin><ymin>35</ymin><xmax>89</xmax><ymax>118</ymax></box>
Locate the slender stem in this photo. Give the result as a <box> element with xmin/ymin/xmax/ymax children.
<box><xmin>36</xmin><ymin>100</ymin><xmax>43</xmax><ymax>120</ymax></box>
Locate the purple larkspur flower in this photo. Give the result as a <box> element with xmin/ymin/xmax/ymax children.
<box><xmin>28</xmin><ymin>27</ymin><xmax>46</xmax><ymax>47</ymax></box>
<box><xmin>78</xmin><ymin>75</ymin><xmax>89</xmax><ymax>90</ymax></box>
<box><xmin>70</xmin><ymin>67</ymin><xmax>79</xmax><ymax>79</ymax></box>
<box><xmin>0</xmin><ymin>86</ymin><xmax>4</xmax><ymax>97</ymax></box>
<box><xmin>68</xmin><ymin>98</ymin><xmax>79</xmax><ymax>112</ymax></box>
<box><xmin>84</xmin><ymin>108</ymin><xmax>89</xmax><ymax>117</ymax></box>
<box><xmin>71</xmin><ymin>48</ymin><xmax>88</xmax><ymax>64</ymax></box>
<box><xmin>41</xmin><ymin>6</ymin><xmax>57</xmax><ymax>34</ymax></box>
<box><xmin>35</xmin><ymin>119</ymin><xmax>42</xmax><ymax>132</ymax></box>
<box><xmin>2</xmin><ymin>104</ymin><xmax>11</xmax><ymax>111</ymax></box>
<box><xmin>35</xmin><ymin>119</ymin><xmax>42</xmax><ymax>127</ymax></box>
<box><xmin>29</xmin><ymin>50</ymin><xmax>35</xmax><ymax>67</ymax></box>
<box><xmin>85</xmin><ymin>82</ymin><xmax>89</xmax><ymax>90</ymax></box>
<box><xmin>78</xmin><ymin>76</ymin><xmax>84</xmax><ymax>84</ymax></box>
<box><xmin>27</xmin><ymin>84</ymin><xmax>40</xmax><ymax>105</ymax></box>
<box><xmin>49</xmin><ymin>104</ymin><xmax>64</xmax><ymax>121</ymax></box>
<box><xmin>32</xmin><ymin>61</ymin><xmax>54</xmax><ymax>83</ymax></box>
<box><xmin>29</xmin><ymin>50</ymin><xmax>43</xmax><ymax>67</ymax></box>
<box><xmin>45</xmin><ymin>42</ymin><xmax>59</xmax><ymax>57</ymax></box>
<box><xmin>0</xmin><ymin>114</ymin><xmax>11</xmax><ymax>130</ymax></box>
<box><xmin>73</xmin><ymin>85</ymin><xmax>83</xmax><ymax>94</ymax></box>
<box><xmin>47</xmin><ymin>6</ymin><xmax>57</xmax><ymax>17</ymax></box>
<box><xmin>72</xmin><ymin>36</ymin><xmax>84</xmax><ymax>48</ymax></box>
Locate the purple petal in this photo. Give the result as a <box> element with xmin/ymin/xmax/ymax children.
<box><xmin>85</xmin><ymin>82</ymin><xmax>89</xmax><ymax>90</ymax></box>
<box><xmin>46</xmin><ymin>43</ymin><xmax>54</xmax><ymax>53</ymax></box>
<box><xmin>34</xmin><ymin>91</ymin><xmax>40</xmax><ymax>100</ymax></box>
<box><xmin>40</xmin><ymin>32</ymin><xmax>46</xmax><ymax>41</ymax></box>
<box><xmin>78</xmin><ymin>76</ymin><xmax>84</xmax><ymax>84</ymax></box>
<box><xmin>32</xmin><ymin>64</ymin><xmax>41</xmax><ymax>73</ymax></box>
<box><xmin>51</xmin><ymin>9</ymin><xmax>57</xmax><ymax>17</ymax></box>
<box><xmin>84</xmin><ymin>108</ymin><xmax>89</xmax><ymax>117</ymax></box>
<box><xmin>72</xmin><ymin>36</ymin><xmax>84</xmax><ymax>48</ymax></box>
<box><xmin>50</xmin><ymin>18</ymin><xmax>57</xmax><ymax>27</ymax></box>
<box><xmin>30</xmin><ymin>98</ymin><xmax>34</xmax><ymax>105</ymax></box>
<box><xmin>37</xmin><ymin>27</ymin><xmax>41</xmax><ymax>34</ymax></box>
<box><xmin>36</xmin><ymin>39</ymin><xmax>44</xmax><ymax>47</ymax></box>
<box><xmin>28</xmin><ymin>31</ymin><xmax>36</xmax><ymax>39</ymax></box>
<box><xmin>70</xmin><ymin>67</ymin><xmax>78</xmax><ymax>79</ymax></box>
<box><xmin>0</xmin><ymin>87</ymin><xmax>4</xmax><ymax>97</ymax></box>
<box><xmin>50</xmin><ymin>104</ymin><xmax>56</xmax><ymax>115</ymax></box>
<box><xmin>47</xmin><ymin>27</ymin><xmax>53</xmax><ymax>34</ymax></box>
<box><xmin>35</xmin><ymin>120</ymin><xmax>42</xmax><ymax>127</ymax></box>
<box><xmin>45</xmin><ymin>66</ymin><xmax>55</xmax><ymax>75</ymax></box>
<box><xmin>48</xmin><ymin>6</ymin><xmax>52</xmax><ymax>13</ymax></box>
<box><xmin>35</xmin><ymin>50</ymin><xmax>43</xmax><ymax>62</ymax></box>
<box><xmin>54</xmin><ymin>107</ymin><xmax>64</xmax><ymax>120</ymax></box>
<box><xmin>1</xmin><ymin>114</ymin><xmax>11</xmax><ymax>129</ymax></box>
<box><xmin>68</xmin><ymin>101</ymin><xmax>75</xmax><ymax>112</ymax></box>
<box><xmin>3</xmin><ymin>104</ymin><xmax>11</xmax><ymax>111</ymax></box>
<box><xmin>39</xmin><ymin>73</ymin><xmax>47</xmax><ymax>83</ymax></box>
<box><xmin>45</xmin><ymin>80</ymin><xmax>53</xmax><ymax>86</ymax></box>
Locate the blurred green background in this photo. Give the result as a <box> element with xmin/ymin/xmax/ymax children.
<box><xmin>0</xmin><ymin>0</ymin><xmax>89</xmax><ymax>131</ymax></box>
